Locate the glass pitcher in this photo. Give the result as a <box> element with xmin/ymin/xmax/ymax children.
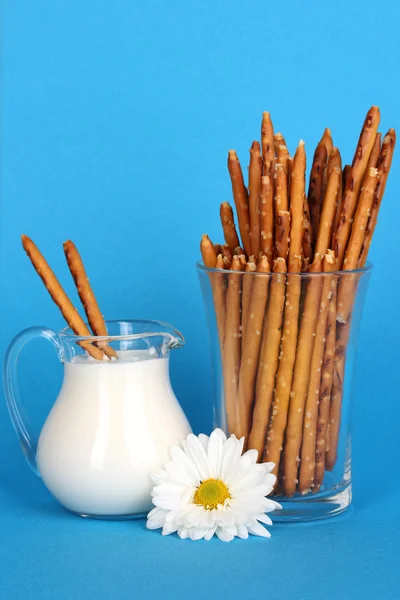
<box><xmin>4</xmin><ymin>319</ymin><xmax>191</xmax><ymax>519</ymax></box>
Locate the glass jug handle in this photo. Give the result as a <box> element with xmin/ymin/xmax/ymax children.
<box><xmin>3</xmin><ymin>326</ymin><xmax>64</xmax><ymax>475</ymax></box>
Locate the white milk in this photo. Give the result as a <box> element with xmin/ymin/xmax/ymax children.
<box><xmin>36</xmin><ymin>352</ymin><xmax>191</xmax><ymax>517</ymax></box>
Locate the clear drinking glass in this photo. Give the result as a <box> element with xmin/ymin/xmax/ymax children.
<box><xmin>197</xmin><ymin>261</ymin><xmax>372</xmax><ymax>521</ymax></box>
<box><xmin>4</xmin><ymin>319</ymin><xmax>191</xmax><ymax>519</ymax></box>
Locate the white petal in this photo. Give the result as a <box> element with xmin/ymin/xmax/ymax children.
<box><xmin>162</xmin><ymin>522</ymin><xmax>179</xmax><ymax>535</ymax></box>
<box><xmin>198</xmin><ymin>433</ymin><xmax>210</xmax><ymax>452</ymax></box>
<box><xmin>183</xmin><ymin>434</ymin><xmax>211</xmax><ymax>481</ymax></box>
<box><xmin>165</xmin><ymin>459</ymin><xmax>197</xmax><ymax>487</ymax></box>
<box><xmin>216</xmin><ymin>527</ymin><xmax>234</xmax><ymax>542</ymax></box>
<box><xmin>241</xmin><ymin>448</ymin><xmax>258</xmax><ymax>465</ymax></box>
<box><xmin>146</xmin><ymin>508</ymin><xmax>168</xmax><ymax>530</ymax></box>
<box><xmin>263</xmin><ymin>498</ymin><xmax>282</xmax><ymax>512</ymax></box>
<box><xmin>198</xmin><ymin>508</ymin><xmax>217</xmax><ymax>529</ymax></box>
<box><xmin>237</xmin><ymin>524</ymin><xmax>249</xmax><ymax>539</ymax></box>
<box><xmin>178</xmin><ymin>526</ymin><xmax>190</xmax><ymax>539</ymax></box>
<box><xmin>152</xmin><ymin>482</ymin><xmax>186</xmax><ymax>497</ymax></box>
<box><xmin>247</xmin><ymin>520</ymin><xmax>271</xmax><ymax>538</ymax></box>
<box><xmin>189</xmin><ymin>527</ymin><xmax>209</xmax><ymax>541</ymax></box>
<box><xmin>257</xmin><ymin>513</ymin><xmax>273</xmax><ymax>526</ymax></box>
<box><xmin>220</xmin><ymin>436</ymin><xmax>242</xmax><ymax>483</ymax></box>
<box><xmin>204</xmin><ymin>525</ymin><xmax>217</xmax><ymax>541</ymax></box>
<box><xmin>207</xmin><ymin>429</ymin><xmax>225</xmax><ymax>478</ymax></box>
<box><xmin>170</xmin><ymin>446</ymin><xmax>201</xmax><ymax>484</ymax></box>
<box><xmin>152</xmin><ymin>494</ymin><xmax>180</xmax><ymax>510</ymax></box>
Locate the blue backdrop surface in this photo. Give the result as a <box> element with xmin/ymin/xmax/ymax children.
<box><xmin>1</xmin><ymin>1</ymin><xmax>399</xmax><ymax>598</ymax></box>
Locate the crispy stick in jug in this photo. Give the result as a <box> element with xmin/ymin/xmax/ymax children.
<box><xmin>241</xmin><ymin>259</ymin><xmax>257</xmax><ymax>353</ymax></box>
<box><xmin>248</xmin><ymin>142</ymin><xmax>263</xmax><ymax>257</ymax></box>
<box><xmin>21</xmin><ymin>235</ymin><xmax>104</xmax><ymax>361</ymax></box>
<box><xmin>308</xmin><ymin>141</ymin><xmax>327</xmax><ymax>240</ymax></box>
<box><xmin>220</xmin><ymin>202</ymin><xmax>240</xmax><ymax>252</ymax></box>
<box><xmin>200</xmin><ymin>235</ymin><xmax>226</xmax><ymax>348</ymax></box>
<box><xmin>274</xmin><ymin>132</ymin><xmax>287</xmax><ymax>158</ymax></box>
<box><xmin>275</xmin><ymin>210</ymin><xmax>290</xmax><ymax>260</ymax></box>
<box><xmin>63</xmin><ymin>241</ymin><xmax>118</xmax><ymax>359</ymax></box>
<box><xmin>260</xmin><ymin>174</ymin><xmax>274</xmax><ymax>263</ymax></box>
<box><xmin>313</xmin><ymin>264</ymin><xmax>337</xmax><ymax>491</ymax></box>
<box><xmin>248</xmin><ymin>257</ymin><xmax>287</xmax><ymax>457</ymax></box>
<box><xmin>264</xmin><ymin>141</ymin><xmax>305</xmax><ymax>478</ymax></box>
<box><xmin>228</xmin><ymin>150</ymin><xmax>251</xmax><ymax>257</ymax></box>
<box><xmin>333</xmin><ymin>106</ymin><xmax>380</xmax><ymax>268</ymax></box>
<box><xmin>261</xmin><ymin>112</ymin><xmax>275</xmax><ymax>175</ymax></box>
<box><xmin>298</xmin><ymin>250</ymin><xmax>336</xmax><ymax>493</ymax></box>
<box><xmin>236</xmin><ymin>256</ymin><xmax>270</xmax><ymax>439</ymax></box>
<box><xmin>223</xmin><ymin>255</ymin><xmax>244</xmax><ymax>435</ymax></box>
<box><xmin>358</xmin><ymin>129</ymin><xmax>396</xmax><ymax>266</ymax></box>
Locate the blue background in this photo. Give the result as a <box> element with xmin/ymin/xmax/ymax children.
<box><xmin>1</xmin><ymin>1</ymin><xmax>399</xmax><ymax>598</ymax></box>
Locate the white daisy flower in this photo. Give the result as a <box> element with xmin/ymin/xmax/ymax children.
<box><xmin>146</xmin><ymin>428</ymin><xmax>281</xmax><ymax>542</ymax></box>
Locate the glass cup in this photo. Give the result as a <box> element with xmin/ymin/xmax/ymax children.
<box><xmin>4</xmin><ymin>319</ymin><xmax>191</xmax><ymax>519</ymax></box>
<box><xmin>197</xmin><ymin>261</ymin><xmax>372</xmax><ymax>521</ymax></box>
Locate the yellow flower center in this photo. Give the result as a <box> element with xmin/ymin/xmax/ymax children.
<box><xmin>194</xmin><ymin>478</ymin><xmax>231</xmax><ymax>510</ymax></box>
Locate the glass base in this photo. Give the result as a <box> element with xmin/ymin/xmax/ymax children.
<box><xmin>78</xmin><ymin>512</ymin><xmax>147</xmax><ymax>521</ymax></box>
<box><xmin>271</xmin><ymin>484</ymin><xmax>352</xmax><ymax>522</ymax></box>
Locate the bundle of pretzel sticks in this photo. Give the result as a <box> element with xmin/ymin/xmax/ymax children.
<box><xmin>200</xmin><ymin>106</ymin><xmax>395</xmax><ymax>497</ymax></box>
<box><xmin>21</xmin><ymin>235</ymin><xmax>117</xmax><ymax>360</ymax></box>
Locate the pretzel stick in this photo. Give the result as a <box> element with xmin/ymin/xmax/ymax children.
<box><xmin>221</xmin><ymin>244</ymin><xmax>233</xmax><ymax>264</ymax></box>
<box><xmin>308</xmin><ymin>142</ymin><xmax>328</xmax><ymax>240</ymax></box>
<box><xmin>274</xmin><ymin>133</ymin><xmax>287</xmax><ymax>157</ymax></box>
<box><xmin>342</xmin><ymin>164</ymin><xmax>352</xmax><ymax>193</ymax></box>
<box><xmin>299</xmin><ymin>251</ymin><xmax>336</xmax><ymax>493</ymax></box>
<box><xmin>333</xmin><ymin>106</ymin><xmax>380</xmax><ymax>268</ymax></box>
<box><xmin>325</xmin><ymin>320</ymin><xmax>350</xmax><ymax>470</ymax></box>
<box><xmin>234</xmin><ymin>246</ymin><xmax>245</xmax><ymax>256</ymax></box>
<box><xmin>260</xmin><ymin>175</ymin><xmax>274</xmax><ymax>262</ymax></box>
<box><xmin>236</xmin><ymin>256</ymin><xmax>270</xmax><ymax>439</ymax></box>
<box><xmin>314</xmin><ymin>167</ymin><xmax>341</xmax><ymax>256</ymax></box>
<box><xmin>277</xmin><ymin>144</ymin><xmax>290</xmax><ymax>178</ymax></box>
<box><xmin>327</xmin><ymin>149</ymin><xmax>342</xmax><ymax>238</ymax></box>
<box><xmin>327</xmin><ymin>147</ymin><xmax>342</xmax><ymax>176</ymax></box>
<box><xmin>320</xmin><ymin>127</ymin><xmax>333</xmax><ymax>157</ymax></box>
<box><xmin>275</xmin><ymin>210</ymin><xmax>290</xmax><ymax>260</ymax></box>
<box><xmin>200</xmin><ymin>235</ymin><xmax>226</xmax><ymax>348</ymax></box>
<box><xmin>288</xmin><ymin>141</ymin><xmax>306</xmax><ymax>270</ymax></box>
<box><xmin>314</xmin><ymin>267</ymin><xmax>337</xmax><ymax>491</ymax></box>
<box><xmin>249</xmin><ymin>257</ymin><xmax>287</xmax><ymax>457</ymax></box>
<box><xmin>63</xmin><ymin>241</ymin><xmax>117</xmax><ymax>359</ymax></box>
<box><xmin>21</xmin><ymin>235</ymin><xmax>104</xmax><ymax>361</ymax></box>
<box><xmin>302</xmin><ymin>195</ymin><xmax>314</xmax><ymax>262</ymax></box>
<box><xmin>359</xmin><ymin>129</ymin><xmax>396</xmax><ymax>266</ymax></box>
<box><xmin>261</xmin><ymin>111</ymin><xmax>275</xmax><ymax>175</ymax></box>
<box><xmin>241</xmin><ymin>260</ymin><xmax>257</xmax><ymax>353</ymax></box>
<box><xmin>220</xmin><ymin>202</ymin><xmax>240</xmax><ymax>251</ymax></box>
<box><xmin>336</xmin><ymin>167</ymin><xmax>379</xmax><ymax>324</ymax></box>
<box><xmin>274</xmin><ymin>163</ymin><xmax>289</xmax><ymax>212</ymax></box>
<box><xmin>364</xmin><ymin>132</ymin><xmax>382</xmax><ymax>174</ymax></box>
<box><xmin>287</xmin><ymin>155</ymin><xmax>293</xmax><ymax>199</ymax></box>
<box><xmin>228</xmin><ymin>150</ymin><xmax>251</xmax><ymax>257</ymax></box>
<box><xmin>264</xmin><ymin>141</ymin><xmax>305</xmax><ymax>477</ymax></box>
<box><xmin>248</xmin><ymin>142</ymin><xmax>263</xmax><ymax>257</ymax></box>
<box><xmin>283</xmin><ymin>253</ymin><xmax>323</xmax><ymax>496</ymax></box>
<box><xmin>223</xmin><ymin>255</ymin><xmax>244</xmax><ymax>434</ymax></box>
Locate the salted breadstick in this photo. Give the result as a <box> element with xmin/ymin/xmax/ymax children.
<box><xmin>221</xmin><ymin>244</ymin><xmax>233</xmax><ymax>264</ymax></box>
<box><xmin>234</xmin><ymin>246</ymin><xmax>245</xmax><ymax>256</ymax></box>
<box><xmin>201</xmin><ymin>235</ymin><xmax>226</xmax><ymax>348</ymax></box>
<box><xmin>264</xmin><ymin>145</ymin><xmax>305</xmax><ymax>476</ymax></box>
<box><xmin>277</xmin><ymin>145</ymin><xmax>289</xmax><ymax>178</ymax></box>
<box><xmin>336</xmin><ymin>168</ymin><xmax>379</xmax><ymax>324</ymax></box>
<box><xmin>260</xmin><ymin>175</ymin><xmax>274</xmax><ymax>262</ymax></box>
<box><xmin>248</xmin><ymin>141</ymin><xmax>263</xmax><ymax>257</ymax></box>
<box><xmin>274</xmin><ymin>163</ymin><xmax>289</xmax><ymax>212</ymax></box>
<box><xmin>314</xmin><ymin>268</ymin><xmax>337</xmax><ymax>491</ymax></box>
<box><xmin>200</xmin><ymin>234</ymin><xmax>218</xmax><ymax>267</ymax></box>
<box><xmin>325</xmin><ymin>321</ymin><xmax>350</xmax><ymax>470</ymax></box>
<box><xmin>236</xmin><ymin>256</ymin><xmax>270</xmax><ymax>439</ymax></box>
<box><xmin>342</xmin><ymin>164</ymin><xmax>351</xmax><ymax>192</ymax></box>
<box><xmin>275</xmin><ymin>210</ymin><xmax>290</xmax><ymax>260</ymax></box>
<box><xmin>261</xmin><ymin>112</ymin><xmax>275</xmax><ymax>175</ymax></box>
<box><xmin>333</xmin><ymin>106</ymin><xmax>380</xmax><ymax>268</ymax></box>
<box><xmin>237</xmin><ymin>253</ymin><xmax>247</xmax><ymax>269</ymax></box>
<box><xmin>228</xmin><ymin>150</ymin><xmax>251</xmax><ymax>257</ymax></box>
<box><xmin>214</xmin><ymin>243</ymin><xmax>222</xmax><ymax>255</ymax></box>
<box><xmin>220</xmin><ymin>202</ymin><xmax>240</xmax><ymax>252</ymax></box>
<box><xmin>274</xmin><ymin>132</ymin><xmax>287</xmax><ymax>157</ymax></box>
<box><xmin>223</xmin><ymin>256</ymin><xmax>231</xmax><ymax>270</ymax></box>
<box><xmin>21</xmin><ymin>235</ymin><xmax>104</xmax><ymax>361</ymax></box>
<box><xmin>241</xmin><ymin>260</ymin><xmax>257</xmax><ymax>353</ymax></box>
<box><xmin>308</xmin><ymin>142</ymin><xmax>328</xmax><ymax>240</ymax></box>
<box><xmin>365</xmin><ymin>132</ymin><xmax>382</xmax><ymax>173</ymax></box>
<box><xmin>283</xmin><ymin>254</ymin><xmax>323</xmax><ymax>496</ymax></box>
<box><xmin>359</xmin><ymin>129</ymin><xmax>396</xmax><ymax>266</ymax></box>
<box><xmin>320</xmin><ymin>127</ymin><xmax>333</xmax><ymax>157</ymax></box>
<box><xmin>223</xmin><ymin>255</ymin><xmax>244</xmax><ymax>435</ymax></box>
<box><xmin>288</xmin><ymin>141</ymin><xmax>306</xmax><ymax>269</ymax></box>
<box><xmin>287</xmin><ymin>155</ymin><xmax>293</xmax><ymax>199</ymax></box>
<box><xmin>63</xmin><ymin>241</ymin><xmax>117</xmax><ymax>359</ymax></box>
<box><xmin>314</xmin><ymin>167</ymin><xmax>341</xmax><ymax>256</ymax></box>
<box><xmin>299</xmin><ymin>251</ymin><xmax>336</xmax><ymax>493</ymax></box>
<box><xmin>302</xmin><ymin>195</ymin><xmax>313</xmax><ymax>262</ymax></box>
<box><xmin>248</xmin><ymin>257</ymin><xmax>287</xmax><ymax>457</ymax></box>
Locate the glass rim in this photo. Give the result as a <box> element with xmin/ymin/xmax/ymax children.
<box><xmin>58</xmin><ymin>318</ymin><xmax>184</xmax><ymax>344</ymax></box>
<box><xmin>196</xmin><ymin>259</ymin><xmax>373</xmax><ymax>277</ymax></box>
